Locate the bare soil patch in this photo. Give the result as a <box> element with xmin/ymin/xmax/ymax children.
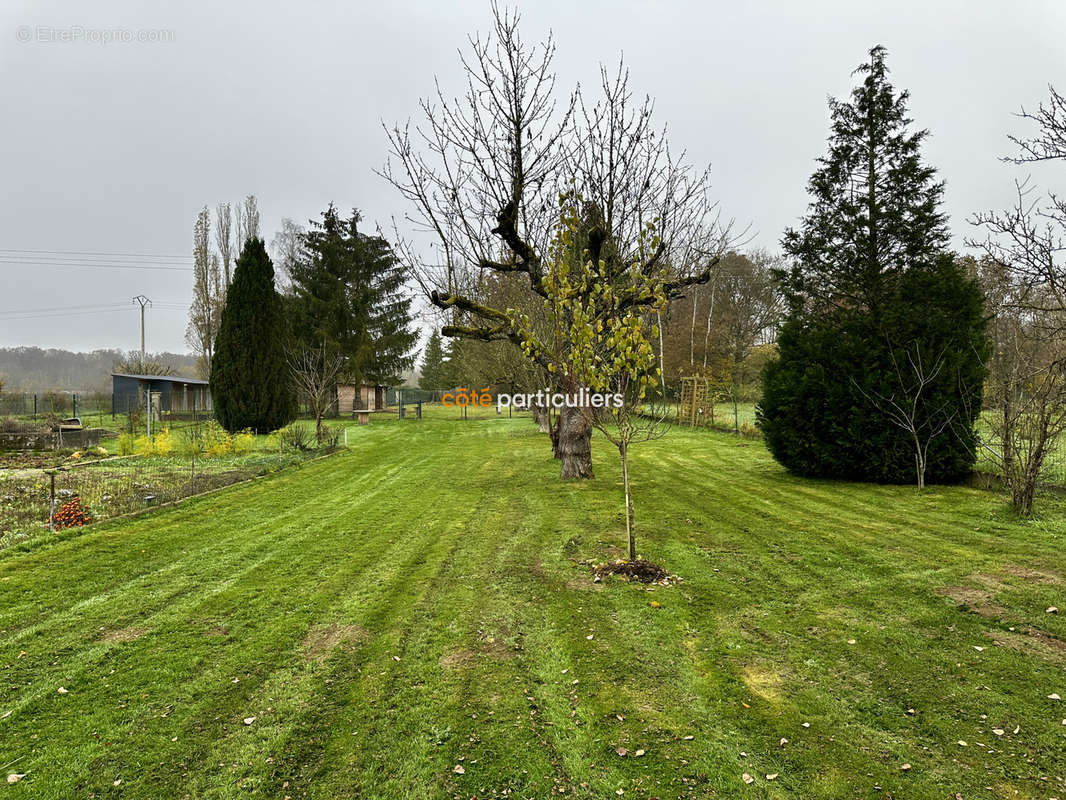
<box><xmin>301</xmin><ymin>622</ymin><xmax>367</xmax><ymax>662</ymax></box>
<box><xmin>594</xmin><ymin>559</ymin><xmax>669</xmax><ymax>584</ymax></box>
<box><xmin>984</xmin><ymin>627</ymin><xmax>1066</xmax><ymax>663</ymax></box>
<box><xmin>936</xmin><ymin>586</ymin><xmax>1008</xmax><ymax>619</ymax></box>
<box><xmin>439</xmin><ymin>648</ymin><xmax>476</xmax><ymax>669</ymax></box>
<box><xmin>99</xmin><ymin>626</ymin><xmax>148</xmax><ymax>643</ymax></box>
<box><xmin>999</xmin><ymin>565</ymin><xmax>1063</xmax><ymax>584</ymax></box>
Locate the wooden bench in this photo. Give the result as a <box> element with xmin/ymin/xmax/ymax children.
<box><xmin>352</xmin><ymin>409</ymin><xmax>371</xmax><ymax>425</ymax></box>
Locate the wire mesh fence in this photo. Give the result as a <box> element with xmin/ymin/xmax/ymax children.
<box><xmin>0</xmin><ymin>391</ymin><xmax>112</xmax><ymax>421</ymax></box>
<box><xmin>0</xmin><ymin>443</ymin><xmax>332</xmax><ymax>550</ymax></box>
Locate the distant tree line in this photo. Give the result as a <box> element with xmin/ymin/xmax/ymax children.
<box><xmin>0</xmin><ymin>347</ymin><xmax>197</xmax><ymax>393</ymax></box>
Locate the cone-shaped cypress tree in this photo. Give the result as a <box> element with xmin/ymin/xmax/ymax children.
<box><xmin>210</xmin><ymin>237</ymin><xmax>296</xmax><ymax>432</ymax></box>
<box><xmin>760</xmin><ymin>47</ymin><xmax>987</xmax><ymax>485</ymax></box>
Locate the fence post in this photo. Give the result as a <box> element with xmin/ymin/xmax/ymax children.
<box><xmin>49</xmin><ymin>472</ymin><xmax>56</xmax><ymax>532</ymax></box>
<box><xmin>73</xmin><ymin>393</ymin><xmax>78</xmax><ymax>419</ymax></box>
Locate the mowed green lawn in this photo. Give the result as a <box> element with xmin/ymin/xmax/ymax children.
<box><xmin>2</xmin><ymin>416</ymin><xmax>1065</xmax><ymax>799</ymax></box>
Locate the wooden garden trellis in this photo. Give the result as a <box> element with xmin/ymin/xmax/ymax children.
<box><xmin>678</xmin><ymin>376</ymin><xmax>712</xmax><ymax>427</ymax></box>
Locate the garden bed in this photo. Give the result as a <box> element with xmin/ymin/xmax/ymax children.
<box><xmin>0</xmin><ymin>446</ymin><xmax>336</xmax><ymax>549</ymax></box>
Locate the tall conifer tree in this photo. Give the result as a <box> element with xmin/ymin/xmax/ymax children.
<box><xmin>289</xmin><ymin>205</ymin><xmax>416</xmax><ymax>385</ymax></box>
<box><xmin>210</xmin><ymin>238</ymin><xmax>296</xmax><ymax>432</ymax></box>
<box><xmin>760</xmin><ymin>47</ymin><xmax>987</xmax><ymax>485</ymax></box>
<box><xmin>778</xmin><ymin>45</ymin><xmax>949</xmax><ymax>315</ymax></box>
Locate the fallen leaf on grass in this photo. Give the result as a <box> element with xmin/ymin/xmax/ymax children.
<box><xmin>992</xmin><ymin>729</ymin><xmax>1004</xmax><ymax>736</ymax></box>
<box><xmin>56</xmin><ymin>687</ymin><xmax>68</xmax><ymax>694</ymax></box>
<box><xmin>682</xmin><ymin>735</ymin><xmax>694</xmax><ymax>740</ymax></box>
<box><xmin>742</xmin><ymin>773</ymin><xmax>754</xmax><ymax>784</ymax></box>
<box><xmin>801</xmin><ymin>722</ymin><xmax>810</xmax><ymax>728</ymax></box>
<box><xmin>453</xmin><ymin>764</ymin><xmax>465</xmax><ymax>775</ymax></box>
<box><xmin>973</xmin><ymin>646</ymin><xmax>985</xmax><ymax>652</ymax></box>
<box><xmin>634</xmin><ymin>749</ymin><xmax>645</xmax><ymax>757</ymax></box>
<box><xmin>900</xmin><ymin>763</ymin><xmax>912</xmax><ymax>771</ymax></box>
<box><xmin>243</xmin><ymin>717</ymin><xmax>256</xmax><ymax>726</ymax></box>
<box><xmin>7</xmin><ymin>774</ymin><xmax>25</xmax><ymax>784</ymax></box>
<box><xmin>1049</xmin><ymin>693</ymin><xmax>1061</xmax><ymax>701</ymax></box>
<box><xmin>779</xmin><ymin>738</ymin><xmax>788</xmax><ymax>746</ymax></box>
<box><xmin>616</xmin><ymin>747</ymin><xmax>628</xmax><ymax>757</ymax></box>
<box><xmin>765</xmin><ymin>773</ymin><xmax>778</xmax><ymax>780</ymax></box>
<box><xmin>958</xmin><ymin>740</ymin><xmax>968</xmax><ymax>746</ymax></box>
<box><xmin>1047</xmin><ymin>606</ymin><xmax>1059</xmax><ymax>614</ymax></box>
<box><xmin>847</xmin><ymin>639</ymin><xmax>856</xmax><ymax>645</ymax></box>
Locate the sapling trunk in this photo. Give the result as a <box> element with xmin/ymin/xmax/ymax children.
<box><xmin>620</xmin><ymin>441</ymin><xmax>635</xmax><ymax>561</ymax></box>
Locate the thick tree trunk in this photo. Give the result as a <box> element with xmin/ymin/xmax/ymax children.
<box><xmin>531</xmin><ymin>403</ymin><xmax>551</xmax><ymax>434</ymax></box>
<box><xmin>556</xmin><ymin>404</ymin><xmax>593</xmax><ymax>480</ymax></box>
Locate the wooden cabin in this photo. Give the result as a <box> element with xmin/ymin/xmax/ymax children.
<box><xmin>336</xmin><ymin>383</ymin><xmax>388</xmax><ymax>424</ymax></box>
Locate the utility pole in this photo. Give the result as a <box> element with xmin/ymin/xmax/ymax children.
<box><xmin>132</xmin><ymin>295</ymin><xmax>151</xmax><ymax>365</ymax></box>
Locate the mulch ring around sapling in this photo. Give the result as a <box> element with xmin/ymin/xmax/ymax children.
<box><xmin>592</xmin><ymin>559</ymin><xmax>678</xmax><ymax>585</ymax></box>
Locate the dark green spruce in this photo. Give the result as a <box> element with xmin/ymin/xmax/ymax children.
<box><xmin>288</xmin><ymin>205</ymin><xmax>416</xmax><ymax>385</ymax></box>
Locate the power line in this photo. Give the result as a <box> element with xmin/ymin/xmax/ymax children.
<box><xmin>0</xmin><ymin>258</ymin><xmax>192</xmax><ymax>272</ymax></box>
<box><xmin>0</xmin><ymin>307</ymin><xmax>185</xmax><ymax>322</ymax></box>
<box><xmin>0</xmin><ymin>302</ymin><xmax>129</xmax><ymax>316</ymax></box>
<box><xmin>0</xmin><ymin>303</ymin><xmax>189</xmax><ymax>321</ymax></box>
<box><xmin>0</xmin><ymin>300</ymin><xmax>188</xmax><ymax>315</ymax></box>
<box><xmin>0</xmin><ymin>248</ymin><xmax>192</xmax><ymax>260</ymax></box>
<box><xmin>0</xmin><ymin>254</ymin><xmax>192</xmax><ymax>264</ymax></box>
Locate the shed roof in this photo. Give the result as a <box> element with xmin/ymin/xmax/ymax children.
<box><xmin>111</xmin><ymin>373</ymin><xmax>209</xmax><ymax>386</ymax></box>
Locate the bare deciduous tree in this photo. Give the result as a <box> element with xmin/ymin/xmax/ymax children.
<box><xmin>968</xmin><ymin>84</ymin><xmax>1066</xmax><ymax>512</ymax></box>
<box><xmin>716</xmin><ymin>250</ymin><xmax>783</xmax><ymax>431</ymax></box>
<box><xmin>382</xmin><ymin>5</ymin><xmax>730</xmax><ymax>479</ymax></box>
<box><xmin>854</xmin><ymin>341</ymin><xmax>959</xmax><ymax>490</ymax></box>
<box><xmin>186</xmin><ymin>207</ymin><xmax>222</xmax><ymax>379</ymax></box>
<box><xmin>983</xmin><ymin>311</ymin><xmax>1066</xmax><ymax>514</ymax></box>
<box><xmin>215</xmin><ymin>202</ymin><xmax>233</xmax><ymax>287</ymax></box>
<box><xmin>234</xmin><ymin>194</ymin><xmax>260</xmax><ymax>250</ymax></box>
<box><xmin>287</xmin><ymin>343</ymin><xmax>346</xmax><ymax>444</ymax></box>
<box><xmin>270</xmin><ymin>217</ymin><xmax>305</xmax><ymax>291</ymax></box>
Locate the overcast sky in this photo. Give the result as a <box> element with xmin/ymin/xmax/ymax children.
<box><xmin>1</xmin><ymin>0</ymin><xmax>1063</xmax><ymax>354</ymax></box>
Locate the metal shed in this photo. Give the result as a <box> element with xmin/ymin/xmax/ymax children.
<box><xmin>111</xmin><ymin>373</ymin><xmax>212</xmax><ymax>415</ymax></box>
